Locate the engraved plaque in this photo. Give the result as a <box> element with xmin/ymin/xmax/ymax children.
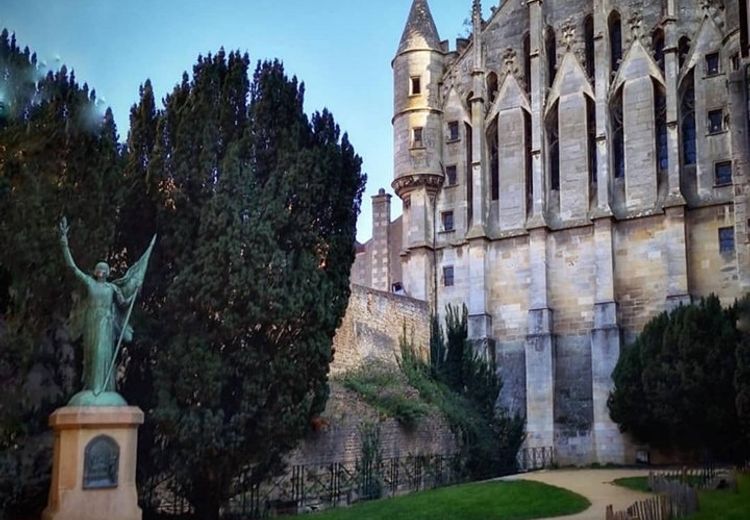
<box><xmin>83</xmin><ymin>435</ymin><xmax>119</xmax><ymax>489</ymax></box>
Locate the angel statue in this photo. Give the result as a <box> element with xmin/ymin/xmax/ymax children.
<box><xmin>59</xmin><ymin>217</ymin><xmax>156</xmax><ymax>407</ymax></box>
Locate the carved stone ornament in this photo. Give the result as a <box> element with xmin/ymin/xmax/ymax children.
<box><xmin>392</xmin><ymin>173</ymin><xmax>444</xmax><ymax>198</ymax></box>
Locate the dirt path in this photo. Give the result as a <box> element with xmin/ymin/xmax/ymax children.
<box><xmin>504</xmin><ymin>469</ymin><xmax>653</xmax><ymax>520</ymax></box>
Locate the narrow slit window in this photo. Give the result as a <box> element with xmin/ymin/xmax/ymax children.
<box><xmin>443</xmin><ymin>266</ymin><xmax>455</xmax><ymax>287</ymax></box>
<box><xmin>708</xmin><ymin>110</ymin><xmax>724</xmax><ymax>134</ymax></box>
<box><xmin>719</xmin><ymin>227</ymin><xmax>735</xmax><ymax>254</ymax></box>
<box><xmin>448</xmin><ymin>121</ymin><xmax>460</xmax><ymax>141</ymax></box>
<box><xmin>655</xmin><ymin>84</ymin><xmax>668</xmax><ymax>172</ymax></box>
<box><xmin>446</xmin><ymin>165</ymin><xmax>458</xmax><ymax>186</ymax></box>
<box><xmin>442</xmin><ymin>211</ymin><xmax>455</xmax><ymax>232</ymax></box>
<box><xmin>610</xmin><ymin>12</ymin><xmax>623</xmax><ymax>73</ymax></box>
<box><xmin>715</xmin><ymin>161</ymin><xmax>733</xmax><ymax>186</ymax></box>
<box><xmin>413</xmin><ymin>127</ymin><xmax>424</xmax><ymax>148</ymax></box>
<box><xmin>706</xmin><ymin>53</ymin><xmax>720</xmax><ymax>76</ymax></box>
<box><xmin>411</xmin><ymin>77</ymin><xmax>421</xmax><ymax>95</ymax></box>
<box><xmin>612</xmin><ymin>93</ymin><xmax>625</xmax><ymax>178</ymax></box>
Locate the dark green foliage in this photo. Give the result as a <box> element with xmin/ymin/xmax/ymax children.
<box><xmin>356</xmin><ymin>422</ymin><xmax>383</xmax><ymax>500</ymax></box>
<box><xmin>609</xmin><ymin>295</ymin><xmax>747</xmax><ymax>462</ymax></box>
<box><xmin>429</xmin><ymin>313</ymin><xmax>445</xmax><ymax>377</ymax></box>
<box><xmin>405</xmin><ymin>305</ymin><xmax>525</xmax><ymax>480</ymax></box>
<box><xmin>0</xmin><ymin>30</ymin><xmax>122</xmax><ymax>517</ymax></box>
<box><xmin>735</xmin><ymin>295</ymin><xmax>750</xmax><ymax>444</ymax></box>
<box><xmin>118</xmin><ymin>55</ymin><xmax>365</xmax><ymax>519</ymax></box>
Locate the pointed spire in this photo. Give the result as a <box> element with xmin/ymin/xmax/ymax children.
<box><xmin>397</xmin><ymin>0</ymin><xmax>442</xmax><ymax>55</ymax></box>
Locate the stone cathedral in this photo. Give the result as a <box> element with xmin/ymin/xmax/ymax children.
<box><xmin>352</xmin><ymin>0</ymin><xmax>750</xmax><ymax>464</ymax></box>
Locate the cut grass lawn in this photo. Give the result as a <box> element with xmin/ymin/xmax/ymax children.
<box><xmin>305</xmin><ymin>479</ymin><xmax>590</xmax><ymax>520</ymax></box>
<box><xmin>613</xmin><ymin>476</ymin><xmax>650</xmax><ymax>493</ymax></box>
<box><xmin>614</xmin><ymin>473</ymin><xmax>750</xmax><ymax>520</ymax></box>
<box><xmin>688</xmin><ymin>473</ymin><xmax>750</xmax><ymax>520</ymax></box>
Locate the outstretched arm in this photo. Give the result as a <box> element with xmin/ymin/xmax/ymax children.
<box><xmin>59</xmin><ymin>218</ymin><xmax>88</xmax><ymax>284</ymax></box>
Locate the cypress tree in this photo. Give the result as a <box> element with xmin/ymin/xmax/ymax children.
<box><xmin>123</xmin><ymin>56</ymin><xmax>365</xmax><ymax>518</ymax></box>
<box><xmin>0</xmin><ymin>31</ymin><xmax>122</xmax><ymax>516</ymax></box>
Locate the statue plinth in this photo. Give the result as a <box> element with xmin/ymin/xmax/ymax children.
<box><xmin>42</xmin><ymin>406</ymin><xmax>144</xmax><ymax>520</ymax></box>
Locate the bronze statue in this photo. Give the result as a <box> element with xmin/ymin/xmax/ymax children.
<box><xmin>59</xmin><ymin>217</ymin><xmax>156</xmax><ymax>406</ymax></box>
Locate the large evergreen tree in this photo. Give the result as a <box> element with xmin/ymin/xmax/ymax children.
<box><xmin>0</xmin><ymin>30</ymin><xmax>122</xmax><ymax>516</ymax></box>
<box><xmin>122</xmin><ymin>55</ymin><xmax>365</xmax><ymax>518</ymax></box>
<box><xmin>609</xmin><ymin>296</ymin><xmax>745</xmax><ymax>462</ymax></box>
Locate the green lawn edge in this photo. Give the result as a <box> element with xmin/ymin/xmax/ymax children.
<box><xmin>613</xmin><ymin>473</ymin><xmax>750</xmax><ymax>520</ymax></box>
<box><xmin>612</xmin><ymin>476</ymin><xmax>651</xmax><ymax>493</ymax></box>
<box><xmin>304</xmin><ymin>479</ymin><xmax>591</xmax><ymax>520</ymax></box>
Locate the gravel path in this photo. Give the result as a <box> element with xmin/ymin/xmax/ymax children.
<box><xmin>504</xmin><ymin>469</ymin><xmax>653</xmax><ymax>520</ymax></box>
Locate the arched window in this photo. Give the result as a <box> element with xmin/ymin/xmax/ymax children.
<box><xmin>584</xmin><ymin>15</ymin><xmax>595</xmax><ymax>83</ymax></box>
<box><xmin>679</xmin><ymin>37</ymin><xmax>691</xmax><ymax>70</ymax></box>
<box><xmin>587</xmin><ymin>96</ymin><xmax>598</xmax><ymax>186</ymax></box>
<box><xmin>609</xmin><ymin>11</ymin><xmax>623</xmax><ymax>73</ymax></box>
<box><xmin>681</xmin><ymin>70</ymin><xmax>696</xmax><ymax>166</ymax></box>
<box><xmin>654</xmin><ymin>81</ymin><xmax>668</xmax><ymax>173</ymax></box>
<box><xmin>546</xmin><ymin>26</ymin><xmax>557</xmax><ymax>87</ymax></box>
<box><xmin>611</xmin><ymin>92</ymin><xmax>625</xmax><ymax>178</ymax></box>
<box><xmin>487</xmin><ymin>72</ymin><xmax>499</xmax><ymax>104</ymax></box>
<box><xmin>523</xmin><ymin>33</ymin><xmax>531</xmax><ymax>95</ymax></box>
<box><xmin>653</xmin><ymin>29</ymin><xmax>665</xmax><ymax>73</ymax></box>
<box><xmin>488</xmin><ymin>118</ymin><xmax>499</xmax><ymax>201</ymax></box>
<box><xmin>525</xmin><ymin>110</ymin><xmax>533</xmax><ymax>212</ymax></box>
<box><xmin>547</xmin><ymin>105</ymin><xmax>560</xmax><ymax>190</ymax></box>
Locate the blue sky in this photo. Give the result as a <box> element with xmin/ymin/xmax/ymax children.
<box><xmin>1</xmin><ymin>1</ymin><xmax>487</xmax><ymax>242</ymax></box>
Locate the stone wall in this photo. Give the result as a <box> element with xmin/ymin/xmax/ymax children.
<box><xmin>329</xmin><ymin>284</ymin><xmax>430</xmax><ymax>377</ymax></box>
<box><xmin>289</xmin><ymin>384</ymin><xmax>457</xmax><ymax>466</ymax></box>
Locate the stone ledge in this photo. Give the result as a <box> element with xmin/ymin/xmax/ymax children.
<box><xmin>49</xmin><ymin>407</ymin><xmax>144</xmax><ymax>430</ymax></box>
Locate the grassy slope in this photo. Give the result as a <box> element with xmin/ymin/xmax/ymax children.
<box><xmin>305</xmin><ymin>480</ymin><xmax>590</xmax><ymax>520</ymax></box>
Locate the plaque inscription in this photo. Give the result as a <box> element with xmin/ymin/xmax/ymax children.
<box><xmin>83</xmin><ymin>435</ymin><xmax>119</xmax><ymax>489</ymax></box>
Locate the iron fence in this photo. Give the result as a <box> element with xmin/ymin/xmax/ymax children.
<box><xmin>142</xmin><ymin>447</ymin><xmax>555</xmax><ymax>519</ymax></box>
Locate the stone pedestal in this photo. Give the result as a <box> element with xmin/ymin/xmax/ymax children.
<box><xmin>42</xmin><ymin>406</ymin><xmax>144</xmax><ymax>520</ymax></box>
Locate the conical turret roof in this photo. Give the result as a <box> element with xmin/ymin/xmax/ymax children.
<box><xmin>397</xmin><ymin>0</ymin><xmax>442</xmax><ymax>55</ymax></box>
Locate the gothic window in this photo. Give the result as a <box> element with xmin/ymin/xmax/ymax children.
<box><xmin>715</xmin><ymin>161</ymin><xmax>732</xmax><ymax>186</ymax></box>
<box><xmin>609</xmin><ymin>11</ymin><xmax>623</xmax><ymax>73</ymax></box>
<box><xmin>487</xmin><ymin>72</ymin><xmax>499</xmax><ymax>103</ymax></box>
<box><xmin>442</xmin><ymin>211</ymin><xmax>455</xmax><ymax>232</ymax></box>
<box><xmin>443</xmin><ymin>266</ymin><xmax>455</xmax><ymax>287</ymax></box>
<box><xmin>681</xmin><ymin>70</ymin><xmax>696</xmax><ymax>166</ymax></box>
<box><xmin>587</xmin><ymin>96</ymin><xmax>598</xmax><ymax>186</ymax></box>
<box><xmin>708</xmin><ymin>109</ymin><xmax>724</xmax><ymax>134</ymax></box>
<box><xmin>448</xmin><ymin>121</ymin><xmax>460</xmax><ymax>141</ymax></box>
<box><xmin>446</xmin><ymin>165</ymin><xmax>458</xmax><ymax>186</ymax></box>
<box><xmin>524</xmin><ymin>33</ymin><xmax>531</xmax><ymax>95</ymax></box>
<box><xmin>525</xmin><ymin>110</ymin><xmax>533</xmax><ymax>213</ymax></box>
<box><xmin>584</xmin><ymin>15</ymin><xmax>595</xmax><ymax>83</ymax></box>
<box><xmin>465</xmin><ymin>122</ymin><xmax>473</xmax><ymax>227</ymax></box>
<box><xmin>546</xmin><ymin>26</ymin><xmax>557</xmax><ymax>87</ymax></box>
<box><xmin>411</xmin><ymin>76</ymin><xmax>422</xmax><ymax>95</ymax></box>
<box><xmin>655</xmin><ymin>83</ymin><xmax>668</xmax><ymax>173</ymax></box>
<box><xmin>719</xmin><ymin>227</ymin><xmax>735</xmax><ymax>254</ymax></box>
<box><xmin>611</xmin><ymin>92</ymin><xmax>625</xmax><ymax>179</ymax></box>
<box><xmin>547</xmin><ymin>104</ymin><xmax>560</xmax><ymax>190</ymax></box>
<box><xmin>653</xmin><ymin>29</ymin><xmax>665</xmax><ymax>73</ymax></box>
<box><xmin>678</xmin><ymin>37</ymin><xmax>691</xmax><ymax>70</ymax></box>
<box><xmin>413</xmin><ymin>127</ymin><xmax>424</xmax><ymax>148</ymax></box>
<box><xmin>489</xmin><ymin>119</ymin><xmax>499</xmax><ymax>201</ymax></box>
<box><xmin>706</xmin><ymin>52</ymin><xmax>720</xmax><ymax>76</ymax></box>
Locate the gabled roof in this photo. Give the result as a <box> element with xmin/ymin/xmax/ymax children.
<box><xmin>397</xmin><ymin>0</ymin><xmax>442</xmax><ymax>55</ymax></box>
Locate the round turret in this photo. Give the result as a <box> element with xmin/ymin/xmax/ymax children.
<box><xmin>392</xmin><ymin>0</ymin><xmax>445</xmax><ymax>199</ymax></box>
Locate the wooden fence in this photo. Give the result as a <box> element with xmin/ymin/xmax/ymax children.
<box><xmin>605</xmin><ymin>476</ymin><xmax>698</xmax><ymax>520</ymax></box>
